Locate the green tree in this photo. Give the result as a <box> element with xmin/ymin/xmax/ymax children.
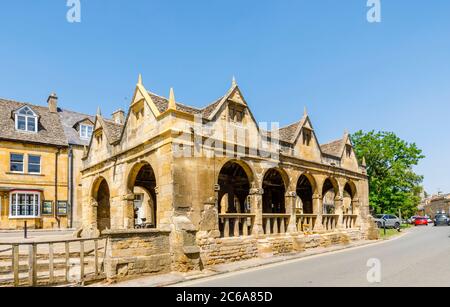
<box><xmin>351</xmin><ymin>131</ymin><xmax>425</xmax><ymax>217</ymax></box>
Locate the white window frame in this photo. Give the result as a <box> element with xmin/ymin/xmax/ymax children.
<box><xmin>80</xmin><ymin>124</ymin><xmax>93</xmax><ymax>140</ymax></box>
<box><xmin>10</xmin><ymin>153</ymin><xmax>24</xmax><ymax>173</ymax></box>
<box><xmin>9</xmin><ymin>191</ymin><xmax>41</xmax><ymax>219</ymax></box>
<box><xmin>28</xmin><ymin>155</ymin><xmax>41</xmax><ymax>174</ymax></box>
<box><xmin>15</xmin><ymin>106</ymin><xmax>38</xmax><ymax>133</ymax></box>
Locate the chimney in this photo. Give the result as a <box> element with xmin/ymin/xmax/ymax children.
<box><xmin>112</xmin><ymin>109</ymin><xmax>125</xmax><ymax>124</ymax></box>
<box><xmin>47</xmin><ymin>93</ymin><xmax>58</xmax><ymax>113</ymax></box>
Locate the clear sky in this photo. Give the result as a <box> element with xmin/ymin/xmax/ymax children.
<box><xmin>0</xmin><ymin>0</ymin><xmax>449</xmax><ymax>194</ymax></box>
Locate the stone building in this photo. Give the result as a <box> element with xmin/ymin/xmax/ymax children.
<box><xmin>0</xmin><ymin>94</ymin><xmax>94</xmax><ymax>229</ymax></box>
<box><xmin>422</xmin><ymin>194</ymin><xmax>450</xmax><ymax>218</ymax></box>
<box><xmin>80</xmin><ymin>76</ymin><xmax>373</xmax><ymax>278</ymax></box>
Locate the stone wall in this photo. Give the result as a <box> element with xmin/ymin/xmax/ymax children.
<box><xmin>197</xmin><ymin>229</ymin><xmax>366</xmax><ymax>268</ymax></box>
<box><xmin>103</xmin><ymin>229</ymin><xmax>172</xmax><ymax>280</ymax></box>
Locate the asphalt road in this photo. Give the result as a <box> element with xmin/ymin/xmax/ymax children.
<box><xmin>176</xmin><ymin>226</ymin><xmax>450</xmax><ymax>287</ymax></box>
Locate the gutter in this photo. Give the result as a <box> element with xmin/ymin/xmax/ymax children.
<box><xmin>68</xmin><ymin>146</ymin><xmax>74</xmax><ymax>229</ymax></box>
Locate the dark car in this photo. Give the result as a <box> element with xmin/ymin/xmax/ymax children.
<box><xmin>434</xmin><ymin>215</ymin><xmax>450</xmax><ymax>226</ymax></box>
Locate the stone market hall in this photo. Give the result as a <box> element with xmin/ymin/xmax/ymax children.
<box><xmin>79</xmin><ymin>76</ymin><xmax>373</xmax><ymax>277</ymax></box>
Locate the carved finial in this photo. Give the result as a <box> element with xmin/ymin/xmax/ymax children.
<box><xmin>96</xmin><ymin>106</ymin><xmax>102</xmax><ymax>116</ymax></box>
<box><xmin>304</xmin><ymin>106</ymin><xmax>308</xmax><ymax>117</ymax></box>
<box><xmin>138</xmin><ymin>73</ymin><xmax>143</xmax><ymax>85</ymax></box>
<box><xmin>232</xmin><ymin>76</ymin><xmax>237</xmax><ymax>87</ymax></box>
<box><xmin>362</xmin><ymin>156</ymin><xmax>367</xmax><ymax>167</ymax></box>
<box><xmin>344</xmin><ymin>129</ymin><xmax>349</xmax><ymax>136</ymax></box>
<box><xmin>168</xmin><ymin>88</ymin><xmax>176</xmax><ymax>110</ymax></box>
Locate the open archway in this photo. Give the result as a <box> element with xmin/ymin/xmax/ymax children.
<box><xmin>92</xmin><ymin>178</ymin><xmax>111</xmax><ymax>232</ymax></box>
<box><xmin>343</xmin><ymin>182</ymin><xmax>357</xmax><ymax>214</ymax></box>
<box><xmin>128</xmin><ymin>163</ymin><xmax>157</xmax><ymax>228</ymax></box>
<box><xmin>262</xmin><ymin>169</ymin><xmax>286</xmax><ymax>214</ymax></box>
<box><xmin>218</xmin><ymin>161</ymin><xmax>251</xmax><ymax>214</ymax></box>
<box><xmin>296</xmin><ymin>175</ymin><xmax>315</xmax><ymax>214</ymax></box>
<box><xmin>322</xmin><ymin>178</ymin><xmax>338</xmax><ymax>214</ymax></box>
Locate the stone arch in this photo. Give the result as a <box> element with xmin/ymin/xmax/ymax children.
<box><xmin>296</xmin><ymin>173</ymin><xmax>317</xmax><ymax>214</ymax></box>
<box><xmin>343</xmin><ymin>180</ymin><xmax>358</xmax><ymax>214</ymax></box>
<box><xmin>127</xmin><ymin>161</ymin><xmax>157</xmax><ymax>228</ymax></box>
<box><xmin>262</xmin><ymin>168</ymin><xmax>287</xmax><ymax>213</ymax></box>
<box><xmin>322</xmin><ymin>177</ymin><xmax>340</xmax><ymax>215</ymax></box>
<box><xmin>91</xmin><ymin>176</ymin><xmax>111</xmax><ymax>232</ymax></box>
<box><xmin>217</xmin><ymin>160</ymin><xmax>253</xmax><ymax>214</ymax></box>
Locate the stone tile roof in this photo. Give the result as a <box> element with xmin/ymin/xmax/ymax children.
<box><xmin>320</xmin><ymin>139</ymin><xmax>344</xmax><ymax>157</ymax></box>
<box><xmin>276</xmin><ymin>121</ymin><xmax>301</xmax><ymax>143</ymax></box>
<box><xmin>0</xmin><ymin>98</ymin><xmax>68</xmax><ymax>147</ymax></box>
<box><xmin>59</xmin><ymin>109</ymin><xmax>95</xmax><ymax>146</ymax></box>
<box><xmin>148</xmin><ymin>92</ymin><xmax>224</xmax><ymax>118</ymax></box>
<box><xmin>100</xmin><ymin>117</ymin><xmax>124</xmax><ymax>144</ymax></box>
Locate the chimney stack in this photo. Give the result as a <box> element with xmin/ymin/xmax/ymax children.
<box><xmin>47</xmin><ymin>93</ymin><xmax>58</xmax><ymax>113</ymax></box>
<box><xmin>112</xmin><ymin>109</ymin><xmax>125</xmax><ymax>124</ymax></box>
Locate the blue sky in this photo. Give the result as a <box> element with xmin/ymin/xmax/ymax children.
<box><xmin>0</xmin><ymin>0</ymin><xmax>449</xmax><ymax>194</ymax></box>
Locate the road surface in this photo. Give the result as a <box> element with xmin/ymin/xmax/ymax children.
<box><xmin>175</xmin><ymin>226</ymin><xmax>450</xmax><ymax>287</ymax></box>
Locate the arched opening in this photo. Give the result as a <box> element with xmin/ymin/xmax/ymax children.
<box><xmin>128</xmin><ymin>163</ymin><xmax>157</xmax><ymax>228</ymax></box>
<box><xmin>322</xmin><ymin>178</ymin><xmax>338</xmax><ymax>214</ymax></box>
<box><xmin>218</xmin><ymin>162</ymin><xmax>251</xmax><ymax>214</ymax></box>
<box><xmin>343</xmin><ymin>182</ymin><xmax>356</xmax><ymax>214</ymax></box>
<box><xmin>296</xmin><ymin>175</ymin><xmax>314</xmax><ymax>214</ymax></box>
<box><xmin>93</xmin><ymin>178</ymin><xmax>111</xmax><ymax>232</ymax></box>
<box><xmin>262</xmin><ymin>169</ymin><xmax>286</xmax><ymax>214</ymax></box>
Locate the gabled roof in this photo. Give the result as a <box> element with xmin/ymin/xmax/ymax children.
<box><xmin>97</xmin><ymin>116</ymin><xmax>124</xmax><ymax>145</ymax></box>
<box><xmin>0</xmin><ymin>98</ymin><xmax>68</xmax><ymax>147</ymax></box>
<box><xmin>59</xmin><ymin>109</ymin><xmax>95</xmax><ymax>146</ymax></box>
<box><xmin>320</xmin><ymin>139</ymin><xmax>344</xmax><ymax>157</ymax></box>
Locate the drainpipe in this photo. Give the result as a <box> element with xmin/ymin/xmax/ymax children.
<box><xmin>68</xmin><ymin>146</ymin><xmax>74</xmax><ymax>229</ymax></box>
<box><xmin>55</xmin><ymin>148</ymin><xmax>61</xmax><ymax>229</ymax></box>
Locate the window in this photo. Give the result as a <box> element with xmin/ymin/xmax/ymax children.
<box><xmin>80</xmin><ymin>124</ymin><xmax>93</xmax><ymax>140</ymax></box>
<box><xmin>10</xmin><ymin>154</ymin><xmax>24</xmax><ymax>173</ymax></box>
<box><xmin>229</xmin><ymin>106</ymin><xmax>244</xmax><ymax>123</ymax></box>
<box><xmin>303</xmin><ymin>129</ymin><xmax>312</xmax><ymax>146</ymax></box>
<box><xmin>15</xmin><ymin>106</ymin><xmax>38</xmax><ymax>133</ymax></box>
<box><xmin>28</xmin><ymin>155</ymin><xmax>41</xmax><ymax>174</ymax></box>
<box><xmin>10</xmin><ymin>192</ymin><xmax>40</xmax><ymax>218</ymax></box>
<box><xmin>345</xmin><ymin>144</ymin><xmax>352</xmax><ymax>158</ymax></box>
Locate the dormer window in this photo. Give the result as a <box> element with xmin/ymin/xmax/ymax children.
<box><xmin>15</xmin><ymin>106</ymin><xmax>38</xmax><ymax>133</ymax></box>
<box><xmin>229</xmin><ymin>105</ymin><xmax>245</xmax><ymax>123</ymax></box>
<box><xmin>80</xmin><ymin>124</ymin><xmax>93</xmax><ymax>140</ymax></box>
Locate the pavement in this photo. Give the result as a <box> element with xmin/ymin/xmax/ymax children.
<box><xmin>0</xmin><ymin>230</ymin><xmax>74</xmax><ymax>244</ymax></box>
<box><xmin>173</xmin><ymin>226</ymin><xmax>450</xmax><ymax>287</ymax></box>
<box><xmin>96</xmin><ymin>228</ymin><xmax>412</xmax><ymax>288</ymax></box>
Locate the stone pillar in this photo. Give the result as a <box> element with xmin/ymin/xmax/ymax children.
<box><xmin>312</xmin><ymin>194</ymin><xmax>324</xmax><ymax>232</ymax></box>
<box><xmin>249</xmin><ymin>188</ymin><xmax>264</xmax><ymax>236</ymax></box>
<box><xmin>285</xmin><ymin>191</ymin><xmax>298</xmax><ymax>233</ymax></box>
<box><xmin>123</xmin><ymin>193</ymin><xmax>135</xmax><ymax>230</ymax></box>
<box><xmin>335</xmin><ymin>196</ymin><xmax>344</xmax><ymax>230</ymax></box>
<box><xmin>353</xmin><ymin>199</ymin><xmax>361</xmax><ymax>228</ymax></box>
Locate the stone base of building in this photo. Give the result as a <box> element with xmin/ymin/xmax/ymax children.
<box><xmin>97</xmin><ymin>227</ymin><xmax>369</xmax><ymax>283</ymax></box>
<box><xmin>196</xmin><ymin>228</ymin><xmax>366</xmax><ymax>268</ymax></box>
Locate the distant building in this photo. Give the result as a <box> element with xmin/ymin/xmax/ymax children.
<box><xmin>0</xmin><ymin>94</ymin><xmax>94</xmax><ymax>230</ymax></box>
<box><xmin>421</xmin><ymin>194</ymin><xmax>450</xmax><ymax>218</ymax></box>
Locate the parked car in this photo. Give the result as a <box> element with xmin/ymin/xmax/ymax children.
<box><xmin>407</xmin><ymin>216</ymin><xmax>419</xmax><ymax>224</ymax></box>
<box><xmin>414</xmin><ymin>217</ymin><xmax>428</xmax><ymax>226</ymax></box>
<box><xmin>434</xmin><ymin>215</ymin><xmax>450</xmax><ymax>226</ymax></box>
<box><xmin>373</xmin><ymin>214</ymin><xmax>401</xmax><ymax>229</ymax></box>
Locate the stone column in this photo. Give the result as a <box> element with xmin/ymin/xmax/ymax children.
<box><xmin>123</xmin><ymin>193</ymin><xmax>135</xmax><ymax>230</ymax></box>
<box><xmin>335</xmin><ymin>196</ymin><xmax>344</xmax><ymax>230</ymax></box>
<box><xmin>312</xmin><ymin>194</ymin><xmax>324</xmax><ymax>232</ymax></box>
<box><xmin>352</xmin><ymin>198</ymin><xmax>361</xmax><ymax>228</ymax></box>
<box><xmin>285</xmin><ymin>191</ymin><xmax>298</xmax><ymax>233</ymax></box>
<box><xmin>249</xmin><ymin>188</ymin><xmax>264</xmax><ymax>236</ymax></box>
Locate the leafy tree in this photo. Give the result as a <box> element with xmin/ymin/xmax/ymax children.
<box><xmin>351</xmin><ymin>131</ymin><xmax>425</xmax><ymax>217</ymax></box>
